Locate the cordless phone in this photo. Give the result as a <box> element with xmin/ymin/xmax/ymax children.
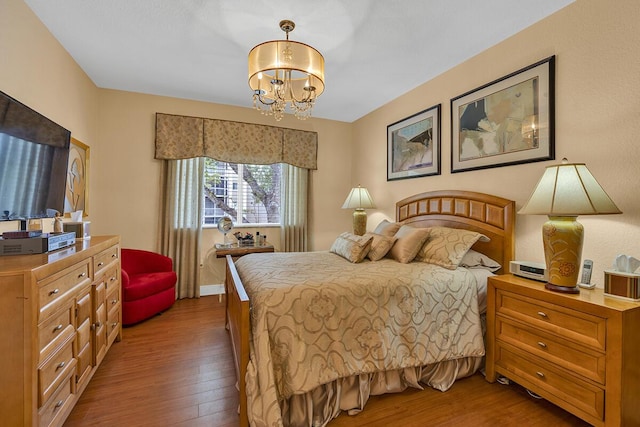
<box><xmin>578</xmin><ymin>259</ymin><xmax>595</xmax><ymax>289</ymax></box>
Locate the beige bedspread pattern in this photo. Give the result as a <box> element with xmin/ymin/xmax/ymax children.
<box><xmin>236</xmin><ymin>252</ymin><xmax>485</xmax><ymax>426</ymax></box>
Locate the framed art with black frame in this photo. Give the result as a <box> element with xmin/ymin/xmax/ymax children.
<box><xmin>387</xmin><ymin>104</ymin><xmax>441</xmax><ymax>181</ymax></box>
<box><xmin>450</xmin><ymin>56</ymin><xmax>555</xmax><ymax>173</ymax></box>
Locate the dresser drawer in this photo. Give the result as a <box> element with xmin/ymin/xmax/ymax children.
<box><xmin>497</xmin><ymin>289</ymin><xmax>606</xmax><ymax>351</ymax></box>
<box><xmin>496</xmin><ymin>344</ymin><xmax>604</xmax><ymax>422</ymax></box>
<box><xmin>106</xmin><ymin>279</ymin><xmax>120</xmax><ymax>311</ymax></box>
<box><xmin>38</xmin><ymin>260</ymin><xmax>91</xmax><ymax>321</ymax></box>
<box><xmin>38</xmin><ymin>339</ymin><xmax>76</xmax><ymax>407</ymax></box>
<box><xmin>38</xmin><ymin>371</ymin><xmax>75</xmax><ymax>427</ymax></box>
<box><xmin>94</xmin><ymin>245</ymin><xmax>119</xmax><ymax>277</ymax></box>
<box><xmin>38</xmin><ymin>304</ymin><xmax>75</xmax><ymax>363</ymax></box>
<box><xmin>107</xmin><ymin>306</ymin><xmax>120</xmax><ymax>346</ymax></box>
<box><xmin>496</xmin><ymin>317</ymin><xmax>605</xmax><ymax>384</ymax></box>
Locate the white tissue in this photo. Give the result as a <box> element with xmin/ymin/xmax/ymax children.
<box><xmin>70</xmin><ymin>210</ymin><xmax>83</xmax><ymax>222</ymax></box>
<box><xmin>614</xmin><ymin>254</ymin><xmax>640</xmax><ymax>273</ymax></box>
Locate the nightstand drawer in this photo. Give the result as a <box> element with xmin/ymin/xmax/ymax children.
<box><xmin>496</xmin><ymin>317</ymin><xmax>605</xmax><ymax>384</ymax></box>
<box><xmin>496</xmin><ymin>344</ymin><xmax>604</xmax><ymax>422</ymax></box>
<box><xmin>497</xmin><ymin>289</ymin><xmax>606</xmax><ymax>351</ymax></box>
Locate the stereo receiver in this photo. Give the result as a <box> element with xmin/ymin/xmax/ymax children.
<box><xmin>509</xmin><ymin>260</ymin><xmax>548</xmax><ymax>282</ymax></box>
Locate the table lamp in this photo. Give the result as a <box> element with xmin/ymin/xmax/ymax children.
<box><xmin>519</xmin><ymin>159</ymin><xmax>621</xmax><ymax>293</ymax></box>
<box><xmin>342</xmin><ymin>185</ymin><xmax>376</xmax><ymax>236</ymax></box>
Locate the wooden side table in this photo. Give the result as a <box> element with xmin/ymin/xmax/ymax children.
<box><xmin>215</xmin><ymin>243</ymin><xmax>274</xmax><ymax>258</ymax></box>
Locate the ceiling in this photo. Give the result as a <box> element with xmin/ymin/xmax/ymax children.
<box><xmin>25</xmin><ymin>0</ymin><xmax>573</xmax><ymax>123</ymax></box>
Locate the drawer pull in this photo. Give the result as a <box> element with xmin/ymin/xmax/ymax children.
<box><xmin>111</xmin><ymin>299</ymin><xmax>118</xmax><ymax>305</ymax></box>
<box><xmin>537</xmin><ymin>311</ymin><xmax>548</xmax><ymax>318</ymax></box>
<box><xmin>537</xmin><ymin>341</ymin><xmax>547</xmax><ymax>348</ymax></box>
<box><xmin>53</xmin><ymin>324</ymin><xmax>63</xmax><ymax>332</ymax></box>
<box><xmin>110</xmin><ymin>276</ymin><xmax>116</xmax><ymax>282</ymax></box>
<box><xmin>78</xmin><ymin>272</ymin><xmax>87</xmax><ymax>278</ymax></box>
<box><xmin>98</xmin><ymin>262</ymin><xmax>104</xmax><ymax>267</ymax></box>
<box><xmin>56</xmin><ymin>361</ymin><xmax>66</xmax><ymax>371</ymax></box>
<box><xmin>112</xmin><ymin>253</ymin><xmax>117</xmax><ymax>258</ymax></box>
<box><xmin>49</xmin><ymin>288</ymin><xmax>60</xmax><ymax>296</ymax></box>
<box><xmin>54</xmin><ymin>400</ymin><xmax>64</xmax><ymax>410</ymax></box>
<box><xmin>112</xmin><ymin>322</ymin><xmax>118</xmax><ymax>327</ymax></box>
<box><xmin>536</xmin><ymin>371</ymin><xmax>545</xmax><ymax>378</ymax></box>
<box><xmin>95</xmin><ymin>321</ymin><xmax>102</xmax><ymax>328</ymax></box>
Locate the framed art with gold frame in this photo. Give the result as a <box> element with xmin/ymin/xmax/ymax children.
<box><xmin>64</xmin><ymin>137</ymin><xmax>89</xmax><ymax>216</ymax></box>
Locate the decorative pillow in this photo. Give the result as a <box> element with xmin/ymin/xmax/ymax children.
<box><xmin>460</xmin><ymin>249</ymin><xmax>502</xmax><ymax>272</ymax></box>
<box><xmin>373</xmin><ymin>219</ymin><xmax>402</xmax><ymax>237</ymax></box>
<box><xmin>330</xmin><ymin>232</ymin><xmax>373</xmax><ymax>263</ymax></box>
<box><xmin>387</xmin><ymin>225</ymin><xmax>431</xmax><ymax>264</ymax></box>
<box><xmin>363</xmin><ymin>232</ymin><xmax>397</xmax><ymax>261</ymax></box>
<box><xmin>415</xmin><ymin>227</ymin><xmax>490</xmax><ymax>270</ymax></box>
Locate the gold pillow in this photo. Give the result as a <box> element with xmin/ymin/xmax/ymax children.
<box><xmin>363</xmin><ymin>232</ymin><xmax>397</xmax><ymax>261</ymax></box>
<box><xmin>373</xmin><ymin>219</ymin><xmax>402</xmax><ymax>237</ymax></box>
<box><xmin>330</xmin><ymin>232</ymin><xmax>373</xmax><ymax>263</ymax></box>
<box><xmin>415</xmin><ymin>227</ymin><xmax>490</xmax><ymax>270</ymax></box>
<box><xmin>387</xmin><ymin>225</ymin><xmax>431</xmax><ymax>264</ymax></box>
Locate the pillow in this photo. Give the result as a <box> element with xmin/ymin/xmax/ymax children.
<box><xmin>363</xmin><ymin>232</ymin><xmax>397</xmax><ymax>261</ymax></box>
<box><xmin>387</xmin><ymin>225</ymin><xmax>431</xmax><ymax>264</ymax></box>
<box><xmin>330</xmin><ymin>232</ymin><xmax>373</xmax><ymax>263</ymax></box>
<box><xmin>415</xmin><ymin>226</ymin><xmax>490</xmax><ymax>270</ymax></box>
<box><xmin>373</xmin><ymin>219</ymin><xmax>402</xmax><ymax>237</ymax></box>
<box><xmin>460</xmin><ymin>249</ymin><xmax>502</xmax><ymax>272</ymax></box>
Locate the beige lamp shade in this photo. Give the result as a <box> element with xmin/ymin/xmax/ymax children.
<box><xmin>519</xmin><ymin>160</ymin><xmax>621</xmax><ymax>216</ymax></box>
<box><xmin>342</xmin><ymin>186</ymin><xmax>376</xmax><ymax>236</ymax></box>
<box><xmin>519</xmin><ymin>159</ymin><xmax>621</xmax><ymax>293</ymax></box>
<box><xmin>342</xmin><ymin>186</ymin><xmax>376</xmax><ymax>210</ymax></box>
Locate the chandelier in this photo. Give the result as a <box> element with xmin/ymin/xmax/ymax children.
<box><xmin>248</xmin><ymin>20</ymin><xmax>325</xmax><ymax>121</ymax></box>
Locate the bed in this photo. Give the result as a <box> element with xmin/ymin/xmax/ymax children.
<box><xmin>225</xmin><ymin>190</ymin><xmax>515</xmax><ymax>427</ymax></box>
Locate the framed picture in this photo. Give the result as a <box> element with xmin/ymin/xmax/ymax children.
<box><xmin>64</xmin><ymin>137</ymin><xmax>90</xmax><ymax>216</ymax></box>
<box><xmin>387</xmin><ymin>104</ymin><xmax>441</xmax><ymax>181</ymax></box>
<box><xmin>451</xmin><ymin>56</ymin><xmax>555</xmax><ymax>173</ymax></box>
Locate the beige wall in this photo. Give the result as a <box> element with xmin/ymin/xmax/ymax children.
<box><xmin>351</xmin><ymin>0</ymin><xmax>640</xmax><ymax>282</ymax></box>
<box><xmin>3</xmin><ymin>0</ymin><xmax>639</xmax><ymax>285</ymax></box>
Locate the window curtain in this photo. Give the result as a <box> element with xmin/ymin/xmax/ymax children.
<box><xmin>158</xmin><ymin>157</ymin><xmax>204</xmax><ymax>299</ymax></box>
<box><xmin>155</xmin><ymin>113</ymin><xmax>318</xmax><ymax>170</ymax></box>
<box><xmin>280</xmin><ymin>164</ymin><xmax>309</xmax><ymax>252</ymax></box>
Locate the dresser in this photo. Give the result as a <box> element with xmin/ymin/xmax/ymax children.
<box><xmin>486</xmin><ymin>274</ymin><xmax>640</xmax><ymax>426</ymax></box>
<box><xmin>0</xmin><ymin>235</ymin><xmax>122</xmax><ymax>427</ymax></box>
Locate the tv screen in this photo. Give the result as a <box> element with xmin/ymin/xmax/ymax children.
<box><xmin>0</xmin><ymin>91</ymin><xmax>71</xmax><ymax>220</ymax></box>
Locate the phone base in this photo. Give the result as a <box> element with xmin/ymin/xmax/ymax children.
<box><xmin>579</xmin><ymin>282</ymin><xmax>596</xmax><ymax>289</ymax></box>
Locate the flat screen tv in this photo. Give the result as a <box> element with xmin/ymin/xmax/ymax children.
<box><xmin>0</xmin><ymin>90</ymin><xmax>71</xmax><ymax>221</ymax></box>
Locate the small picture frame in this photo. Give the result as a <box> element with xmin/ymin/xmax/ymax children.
<box><xmin>387</xmin><ymin>104</ymin><xmax>441</xmax><ymax>181</ymax></box>
<box><xmin>451</xmin><ymin>56</ymin><xmax>555</xmax><ymax>173</ymax></box>
<box><xmin>64</xmin><ymin>137</ymin><xmax>90</xmax><ymax>216</ymax></box>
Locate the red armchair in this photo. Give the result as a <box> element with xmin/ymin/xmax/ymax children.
<box><xmin>121</xmin><ymin>249</ymin><xmax>177</xmax><ymax>325</ymax></box>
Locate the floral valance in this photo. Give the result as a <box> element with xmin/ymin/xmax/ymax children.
<box><xmin>155</xmin><ymin>113</ymin><xmax>317</xmax><ymax>170</ymax></box>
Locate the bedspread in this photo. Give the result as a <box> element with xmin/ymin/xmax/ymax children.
<box><xmin>235</xmin><ymin>251</ymin><xmax>485</xmax><ymax>426</ymax></box>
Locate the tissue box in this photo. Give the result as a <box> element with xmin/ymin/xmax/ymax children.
<box><xmin>63</xmin><ymin>221</ymin><xmax>91</xmax><ymax>240</ymax></box>
<box><xmin>604</xmin><ymin>270</ymin><xmax>640</xmax><ymax>301</ymax></box>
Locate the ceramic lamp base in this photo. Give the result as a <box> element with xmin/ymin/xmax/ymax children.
<box><xmin>542</xmin><ymin>216</ymin><xmax>584</xmax><ymax>293</ymax></box>
<box><xmin>352</xmin><ymin>209</ymin><xmax>367</xmax><ymax>236</ymax></box>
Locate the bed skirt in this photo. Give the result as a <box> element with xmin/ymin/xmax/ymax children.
<box><xmin>280</xmin><ymin>355</ymin><xmax>483</xmax><ymax>427</ymax></box>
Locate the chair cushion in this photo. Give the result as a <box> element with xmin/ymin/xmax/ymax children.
<box><xmin>123</xmin><ymin>271</ymin><xmax>177</xmax><ymax>301</ymax></box>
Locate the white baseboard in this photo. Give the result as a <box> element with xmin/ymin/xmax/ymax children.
<box><xmin>200</xmin><ymin>284</ymin><xmax>224</xmax><ymax>296</ymax></box>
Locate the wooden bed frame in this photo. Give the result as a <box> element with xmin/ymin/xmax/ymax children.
<box><xmin>225</xmin><ymin>190</ymin><xmax>515</xmax><ymax>427</ymax></box>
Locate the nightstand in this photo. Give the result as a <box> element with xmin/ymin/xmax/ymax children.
<box><xmin>485</xmin><ymin>274</ymin><xmax>640</xmax><ymax>427</ymax></box>
<box><xmin>215</xmin><ymin>243</ymin><xmax>274</xmax><ymax>258</ymax></box>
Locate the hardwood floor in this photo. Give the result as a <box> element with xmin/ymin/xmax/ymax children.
<box><xmin>65</xmin><ymin>296</ymin><xmax>590</xmax><ymax>427</ymax></box>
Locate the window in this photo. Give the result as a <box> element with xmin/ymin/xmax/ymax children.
<box><xmin>203</xmin><ymin>158</ymin><xmax>281</xmax><ymax>226</ymax></box>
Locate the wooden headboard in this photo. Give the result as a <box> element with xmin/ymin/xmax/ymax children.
<box><xmin>396</xmin><ymin>190</ymin><xmax>515</xmax><ymax>274</ymax></box>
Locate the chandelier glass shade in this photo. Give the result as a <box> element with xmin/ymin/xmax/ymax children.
<box><xmin>248</xmin><ymin>20</ymin><xmax>325</xmax><ymax>121</ymax></box>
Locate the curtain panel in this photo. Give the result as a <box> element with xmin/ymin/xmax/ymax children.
<box><xmin>155</xmin><ymin>113</ymin><xmax>318</xmax><ymax>170</ymax></box>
